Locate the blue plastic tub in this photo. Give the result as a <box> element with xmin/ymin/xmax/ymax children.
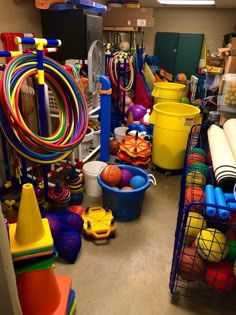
<box><xmin>97</xmin><ymin>165</ymin><xmax>155</xmax><ymax>221</ymax></box>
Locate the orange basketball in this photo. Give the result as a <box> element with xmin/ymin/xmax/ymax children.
<box><xmin>185</xmin><ymin>187</ymin><xmax>206</xmax><ymax>212</ymax></box>
<box><xmin>187</xmin><ymin>153</ymin><xmax>206</xmax><ymax>166</ymax></box>
<box><xmin>100</xmin><ymin>165</ymin><xmax>122</xmax><ymax>187</ymax></box>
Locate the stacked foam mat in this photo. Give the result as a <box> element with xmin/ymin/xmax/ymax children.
<box><xmin>208</xmin><ymin>119</ymin><xmax>236</xmax><ymax>190</ymax></box>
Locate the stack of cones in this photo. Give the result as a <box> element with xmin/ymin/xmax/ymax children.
<box><xmin>64</xmin><ymin>166</ymin><xmax>84</xmax><ymax>205</ymax></box>
<box><xmin>117</xmin><ymin>133</ymin><xmax>152</xmax><ymax>167</ymax></box>
<box><xmin>9</xmin><ymin>183</ymin><xmax>77</xmax><ymax>315</ymax></box>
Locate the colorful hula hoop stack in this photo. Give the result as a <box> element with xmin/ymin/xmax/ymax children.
<box><xmin>0</xmin><ymin>53</ymin><xmax>89</xmax><ymax>164</ymax></box>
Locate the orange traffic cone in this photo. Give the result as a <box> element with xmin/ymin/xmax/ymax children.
<box><xmin>9</xmin><ymin>183</ymin><xmax>53</xmax><ymax>260</ymax></box>
<box><xmin>16</xmin><ymin>267</ymin><xmax>72</xmax><ymax>315</ymax></box>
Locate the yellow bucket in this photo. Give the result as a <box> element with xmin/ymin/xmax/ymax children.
<box><xmin>152</xmin><ymin>82</ymin><xmax>186</xmax><ymax>103</ymax></box>
<box><xmin>149</xmin><ymin>102</ymin><xmax>200</xmax><ymax>170</ymax></box>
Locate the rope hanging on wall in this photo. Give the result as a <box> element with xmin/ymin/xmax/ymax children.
<box><xmin>0</xmin><ymin>53</ymin><xmax>89</xmax><ymax>164</ymax></box>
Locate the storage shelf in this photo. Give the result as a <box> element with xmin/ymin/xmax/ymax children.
<box><xmin>48</xmin><ymin>0</ymin><xmax>107</xmax><ymax>13</ymax></box>
<box><xmin>103</xmin><ymin>26</ymin><xmax>142</xmax><ymax>32</ymax></box>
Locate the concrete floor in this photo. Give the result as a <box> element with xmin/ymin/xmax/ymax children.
<box><xmin>55</xmin><ymin>167</ymin><xmax>236</xmax><ymax>315</ymax></box>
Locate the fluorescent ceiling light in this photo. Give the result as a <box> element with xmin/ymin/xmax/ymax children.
<box><xmin>158</xmin><ymin>0</ymin><xmax>215</xmax><ymax>5</ymax></box>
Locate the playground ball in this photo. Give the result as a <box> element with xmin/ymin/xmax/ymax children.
<box><xmin>175</xmin><ymin>73</ymin><xmax>187</xmax><ymax>82</ymax></box>
<box><xmin>205</xmin><ymin>261</ymin><xmax>236</xmax><ymax>292</ymax></box>
<box><xmin>227</xmin><ymin>240</ymin><xmax>236</xmax><ymax>261</ymax></box>
<box><xmin>186</xmin><ymin>170</ymin><xmax>206</xmax><ymax>188</ymax></box>
<box><xmin>196</xmin><ymin>228</ymin><xmax>228</xmax><ymax>262</ymax></box>
<box><xmin>129</xmin><ymin>175</ymin><xmax>146</xmax><ymax>189</ymax></box>
<box><xmin>119</xmin><ymin>40</ymin><xmax>130</xmax><ymax>51</ymax></box>
<box><xmin>181</xmin><ymin>96</ymin><xmax>190</xmax><ymax>104</ymax></box>
<box><xmin>110</xmin><ymin>139</ymin><xmax>120</xmax><ymax>155</ymax></box>
<box><xmin>34</xmin><ymin>186</ymin><xmax>44</xmax><ymax>200</ymax></box>
<box><xmin>100</xmin><ymin>165</ymin><xmax>122</xmax><ymax>187</ymax></box>
<box><xmin>126</xmin><ymin>104</ymin><xmax>147</xmax><ymax>121</ymax></box>
<box><xmin>121</xmin><ymin>186</ymin><xmax>133</xmax><ymax>190</ymax></box>
<box><xmin>119</xmin><ymin>168</ymin><xmax>133</xmax><ymax>188</ymax></box>
<box><xmin>178</xmin><ymin>247</ymin><xmax>205</xmax><ymax>282</ymax></box>
<box><xmin>188</xmin><ymin>162</ymin><xmax>209</xmax><ymax>178</ymax></box>
<box><xmin>187</xmin><ymin>153</ymin><xmax>206</xmax><ymax>166</ymax></box>
<box><xmin>185</xmin><ymin>187</ymin><xmax>206</xmax><ymax>212</ymax></box>
<box><xmin>185</xmin><ymin>212</ymin><xmax>207</xmax><ymax>241</ymax></box>
<box><xmin>189</xmin><ymin>148</ymin><xmax>206</xmax><ymax>157</ymax></box>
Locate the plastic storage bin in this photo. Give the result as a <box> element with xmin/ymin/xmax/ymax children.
<box><xmin>152</xmin><ymin>82</ymin><xmax>185</xmax><ymax>103</ymax></box>
<box><xmin>97</xmin><ymin>164</ymin><xmax>156</xmax><ymax>221</ymax></box>
<box><xmin>149</xmin><ymin>102</ymin><xmax>200</xmax><ymax>170</ymax></box>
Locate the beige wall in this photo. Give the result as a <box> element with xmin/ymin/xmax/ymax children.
<box><xmin>144</xmin><ymin>8</ymin><xmax>236</xmax><ymax>56</ymax></box>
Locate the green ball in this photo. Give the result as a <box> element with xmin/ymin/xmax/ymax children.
<box><xmin>189</xmin><ymin>148</ymin><xmax>207</xmax><ymax>157</ymax></box>
<box><xmin>181</xmin><ymin>96</ymin><xmax>190</xmax><ymax>104</ymax></box>
<box><xmin>227</xmin><ymin>240</ymin><xmax>236</xmax><ymax>261</ymax></box>
<box><xmin>187</xmin><ymin>162</ymin><xmax>209</xmax><ymax>178</ymax></box>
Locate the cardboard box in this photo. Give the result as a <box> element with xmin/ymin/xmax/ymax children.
<box><xmin>224</xmin><ymin>56</ymin><xmax>236</xmax><ymax>74</ymax></box>
<box><xmin>231</xmin><ymin>37</ymin><xmax>236</xmax><ymax>56</ymax></box>
<box><xmin>103</xmin><ymin>7</ymin><xmax>154</xmax><ymax>28</ymax></box>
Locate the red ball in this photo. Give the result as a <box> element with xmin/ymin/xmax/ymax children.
<box><xmin>100</xmin><ymin>165</ymin><xmax>122</xmax><ymax>187</ymax></box>
<box><xmin>205</xmin><ymin>261</ymin><xmax>236</xmax><ymax>292</ymax></box>
<box><xmin>178</xmin><ymin>247</ymin><xmax>205</xmax><ymax>282</ymax></box>
<box><xmin>187</xmin><ymin>153</ymin><xmax>206</xmax><ymax>166</ymax></box>
<box><xmin>185</xmin><ymin>187</ymin><xmax>206</xmax><ymax>212</ymax></box>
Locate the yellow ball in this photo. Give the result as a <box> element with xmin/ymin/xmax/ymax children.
<box><xmin>186</xmin><ymin>170</ymin><xmax>206</xmax><ymax>188</ymax></box>
<box><xmin>185</xmin><ymin>212</ymin><xmax>207</xmax><ymax>241</ymax></box>
<box><xmin>196</xmin><ymin>228</ymin><xmax>228</xmax><ymax>262</ymax></box>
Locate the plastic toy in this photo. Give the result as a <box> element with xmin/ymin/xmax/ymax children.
<box><xmin>82</xmin><ymin>207</ymin><xmax>116</xmax><ymax>240</ymax></box>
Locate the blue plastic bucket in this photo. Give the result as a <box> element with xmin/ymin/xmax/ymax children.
<box><xmin>97</xmin><ymin>165</ymin><xmax>156</xmax><ymax>221</ymax></box>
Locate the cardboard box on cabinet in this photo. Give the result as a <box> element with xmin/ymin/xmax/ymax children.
<box><xmin>231</xmin><ymin>37</ymin><xmax>236</xmax><ymax>56</ymax></box>
<box><xmin>224</xmin><ymin>56</ymin><xmax>236</xmax><ymax>74</ymax></box>
<box><xmin>103</xmin><ymin>7</ymin><xmax>154</xmax><ymax>28</ymax></box>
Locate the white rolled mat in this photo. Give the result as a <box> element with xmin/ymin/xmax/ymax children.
<box><xmin>223</xmin><ymin>118</ymin><xmax>236</xmax><ymax>159</ymax></box>
<box><xmin>207</xmin><ymin>124</ymin><xmax>236</xmax><ymax>183</ymax></box>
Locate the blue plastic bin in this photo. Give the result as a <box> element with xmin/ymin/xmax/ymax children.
<box><xmin>97</xmin><ymin>165</ymin><xmax>155</xmax><ymax>221</ymax></box>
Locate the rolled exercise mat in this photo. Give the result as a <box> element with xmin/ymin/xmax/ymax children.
<box><xmin>207</xmin><ymin>124</ymin><xmax>236</xmax><ymax>190</ymax></box>
<box><xmin>223</xmin><ymin>118</ymin><xmax>236</xmax><ymax>158</ymax></box>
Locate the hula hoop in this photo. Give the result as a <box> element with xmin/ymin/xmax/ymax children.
<box><xmin>0</xmin><ymin>53</ymin><xmax>89</xmax><ymax>164</ymax></box>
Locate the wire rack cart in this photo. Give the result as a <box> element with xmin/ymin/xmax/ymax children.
<box><xmin>169</xmin><ymin>124</ymin><xmax>236</xmax><ymax>308</ymax></box>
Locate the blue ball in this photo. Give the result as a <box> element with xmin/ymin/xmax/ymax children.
<box><xmin>129</xmin><ymin>175</ymin><xmax>146</xmax><ymax>189</ymax></box>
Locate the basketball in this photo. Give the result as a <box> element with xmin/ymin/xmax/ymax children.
<box><xmin>187</xmin><ymin>153</ymin><xmax>206</xmax><ymax>166</ymax></box>
<box><xmin>185</xmin><ymin>212</ymin><xmax>207</xmax><ymax>241</ymax></box>
<box><xmin>110</xmin><ymin>139</ymin><xmax>120</xmax><ymax>155</ymax></box>
<box><xmin>129</xmin><ymin>175</ymin><xmax>146</xmax><ymax>189</ymax></box>
<box><xmin>205</xmin><ymin>261</ymin><xmax>236</xmax><ymax>292</ymax></box>
<box><xmin>196</xmin><ymin>228</ymin><xmax>228</xmax><ymax>262</ymax></box>
<box><xmin>186</xmin><ymin>170</ymin><xmax>206</xmax><ymax>188</ymax></box>
<box><xmin>185</xmin><ymin>187</ymin><xmax>206</xmax><ymax>212</ymax></box>
<box><xmin>178</xmin><ymin>247</ymin><xmax>205</xmax><ymax>282</ymax></box>
<box><xmin>100</xmin><ymin>165</ymin><xmax>122</xmax><ymax>187</ymax></box>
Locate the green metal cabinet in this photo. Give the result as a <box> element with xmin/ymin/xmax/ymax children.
<box><xmin>154</xmin><ymin>32</ymin><xmax>204</xmax><ymax>80</ymax></box>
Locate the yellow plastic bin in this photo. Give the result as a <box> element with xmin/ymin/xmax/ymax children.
<box><xmin>149</xmin><ymin>102</ymin><xmax>200</xmax><ymax>170</ymax></box>
<box><xmin>152</xmin><ymin>82</ymin><xmax>186</xmax><ymax>103</ymax></box>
